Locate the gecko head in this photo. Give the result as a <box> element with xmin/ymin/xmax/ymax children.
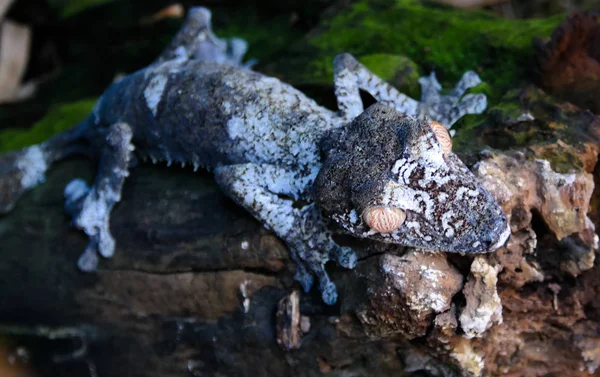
<box><xmin>314</xmin><ymin>103</ymin><xmax>510</xmax><ymax>253</ymax></box>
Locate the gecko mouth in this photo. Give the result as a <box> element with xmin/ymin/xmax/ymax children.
<box><xmin>489</xmin><ymin>223</ymin><xmax>511</xmax><ymax>251</ymax></box>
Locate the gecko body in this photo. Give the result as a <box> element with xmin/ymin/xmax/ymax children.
<box><xmin>0</xmin><ymin>8</ymin><xmax>508</xmax><ymax>304</ymax></box>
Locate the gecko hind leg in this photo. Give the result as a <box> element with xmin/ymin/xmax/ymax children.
<box><xmin>66</xmin><ymin>122</ymin><xmax>134</xmax><ymax>272</ymax></box>
<box><xmin>155</xmin><ymin>7</ymin><xmax>251</xmax><ymax>67</ymax></box>
<box><xmin>214</xmin><ymin>163</ymin><xmax>356</xmax><ymax>305</ymax></box>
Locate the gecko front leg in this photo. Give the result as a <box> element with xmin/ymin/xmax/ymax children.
<box><xmin>214</xmin><ymin>163</ymin><xmax>356</xmax><ymax>305</ymax></box>
<box><xmin>333</xmin><ymin>53</ymin><xmax>419</xmax><ymax>121</ymax></box>
<box><xmin>65</xmin><ymin>122</ymin><xmax>134</xmax><ymax>272</ymax></box>
<box><xmin>333</xmin><ymin>53</ymin><xmax>486</xmax><ymax>127</ymax></box>
<box><xmin>418</xmin><ymin>71</ymin><xmax>487</xmax><ymax>127</ymax></box>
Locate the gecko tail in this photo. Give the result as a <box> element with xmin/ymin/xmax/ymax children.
<box><xmin>0</xmin><ymin>116</ymin><xmax>92</xmax><ymax>214</ymax></box>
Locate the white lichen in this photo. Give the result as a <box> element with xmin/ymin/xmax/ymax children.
<box><xmin>450</xmin><ymin>339</ymin><xmax>485</xmax><ymax>377</ymax></box>
<box><xmin>459</xmin><ymin>256</ymin><xmax>502</xmax><ymax>339</ymax></box>
<box><xmin>239</xmin><ymin>280</ymin><xmax>251</xmax><ymax>313</ymax></box>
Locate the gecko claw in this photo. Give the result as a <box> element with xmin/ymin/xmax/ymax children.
<box><xmin>319</xmin><ymin>279</ymin><xmax>338</xmax><ymax>306</ymax></box>
<box><xmin>294</xmin><ymin>261</ymin><xmax>315</xmax><ymax>293</ymax></box>
<box><xmin>77</xmin><ymin>243</ymin><xmax>99</xmax><ymax>272</ymax></box>
<box><xmin>64</xmin><ymin>179</ymin><xmax>90</xmax><ymax>216</ymax></box>
<box><xmin>333</xmin><ymin>245</ymin><xmax>357</xmax><ymax>269</ymax></box>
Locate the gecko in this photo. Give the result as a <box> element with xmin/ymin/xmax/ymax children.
<box><xmin>0</xmin><ymin>7</ymin><xmax>509</xmax><ymax>305</ymax></box>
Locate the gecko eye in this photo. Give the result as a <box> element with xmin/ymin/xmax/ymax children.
<box><xmin>362</xmin><ymin>207</ymin><xmax>406</xmax><ymax>233</ymax></box>
<box><xmin>430</xmin><ymin>121</ymin><xmax>452</xmax><ymax>155</ymax></box>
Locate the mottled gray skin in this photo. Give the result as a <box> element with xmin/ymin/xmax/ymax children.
<box><xmin>0</xmin><ymin>7</ymin><xmax>500</xmax><ymax>305</ymax></box>
<box><xmin>314</xmin><ymin>104</ymin><xmax>509</xmax><ymax>253</ymax></box>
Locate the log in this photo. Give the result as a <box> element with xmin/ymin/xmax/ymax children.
<box><xmin>2</xmin><ymin>5</ymin><xmax>600</xmax><ymax>377</ymax></box>
<box><xmin>2</xmin><ymin>113</ymin><xmax>600</xmax><ymax>376</ymax></box>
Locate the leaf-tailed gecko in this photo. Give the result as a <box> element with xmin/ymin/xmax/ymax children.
<box><xmin>0</xmin><ymin>7</ymin><xmax>509</xmax><ymax>304</ymax></box>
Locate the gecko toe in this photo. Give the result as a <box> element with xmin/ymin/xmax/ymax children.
<box><xmin>294</xmin><ymin>262</ymin><xmax>314</xmax><ymax>293</ymax></box>
<box><xmin>98</xmin><ymin>227</ymin><xmax>116</xmax><ymax>258</ymax></box>
<box><xmin>66</xmin><ymin>178</ymin><xmax>117</xmax><ymax>265</ymax></box>
<box><xmin>334</xmin><ymin>246</ymin><xmax>357</xmax><ymax>269</ymax></box>
<box><xmin>64</xmin><ymin>178</ymin><xmax>90</xmax><ymax>216</ymax></box>
<box><xmin>77</xmin><ymin>243</ymin><xmax>99</xmax><ymax>272</ymax></box>
<box><xmin>320</xmin><ymin>278</ymin><xmax>338</xmax><ymax>306</ymax></box>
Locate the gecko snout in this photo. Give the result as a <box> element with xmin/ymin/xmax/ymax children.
<box><xmin>362</xmin><ymin>206</ymin><xmax>406</xmax><ymax>233</ymax></box>
<box><xmin>479</xmin><ymin>216</ymin><xmax>511</xmax><ymax>252</ymax></box>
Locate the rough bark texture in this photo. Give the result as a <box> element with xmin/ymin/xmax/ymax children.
<box><xmin>534</xmin><ymin>12</ymin><xmax>600</xmax><ymax>114</ymax></box>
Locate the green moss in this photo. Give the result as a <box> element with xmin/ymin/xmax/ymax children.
<box><xmin>359</xmin><ymin>53</ymin><xmax>421</xmax><ymax>98</ymax></box>
<box><xmin>452</xmin><ymin>84</ymin><xmax>599</xmax><ymax>173</ymax></box>
<box><xmin>297</xmin><ymin>53</ymin><xmax>421</xmax><ymax>97</ymax></box>
<box><xmin>538</xmin><ymin>148</ymin><xmax>583</xmax><ymax>174</ymax></box>
<box><xmin>450</xmin><ymin>114</ymin><xmax>486</xmax><ymax>155</ymax></box>
<box><xmin>275</xmin><ymin>0</ymin><xmax>562</xmax><ymax>106</ymax></box>
<box><xmin>0</xmin><ymin>99</ymin><xmax>96</xmax><ymax>153</ymax></box>
<box><xmin>511</xmin><ymin>129</ymin><xmax>538</xmax><ymax>145</ymax></box>
<box><xmin>47</xmin><ymin>0</ymin><xmax>117</xmax><ymax>19</ymax></box>
<box><xmin>467</xmin><ymin>82</ymin><xmax>493</xmax><ymax>97</ymax></box>
<box><xmin>213</xmin><ymin>8</ymin><xmax>304</xmax><ymax>63</ymax></box>
<box><xmin>488</xmin><ymin>102</ymin><xmax>524</xmax><ymax>122</ymax></box>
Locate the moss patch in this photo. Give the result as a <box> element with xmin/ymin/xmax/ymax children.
<box><xmin>47</xmin><ymin>0</ymin><xmax>117</xmax><ymax>19</ymax></box>
<box><xmin>357</xmin><ymin>53</ymin><xmax>421</xmax><ymax>99</ymax></box>
<box><xmin>314</xmin><ymin>0</ymin><xmax>561</xmax><ymax>92</ymax></box>
<box><xmin>213</xmin><ymin>8</ymin><xmax>304</xmax><ymax>64</ymax></box>
<box><xmin>270</xmin><ymin>0</ymin><xmax>562</xmax><ymax>106</ymax></box>
<box><xmin>0</xmin><ymin>3</ymin><xmax>305</xmax><ymax>140</ymax></box>
<box><xmin>534</xmin><ymin>145</ymin><xmax>584</xmax><ymax>174</ymax></box>
<box><xmin>0</xmin><ymin>99</ymin><xmax>96</xmax><ymax>153</ymax></box>
<box><xmin>452</xmin><ymin>85</ymin><xmax>599</xmax><ymax>173</ymax></box>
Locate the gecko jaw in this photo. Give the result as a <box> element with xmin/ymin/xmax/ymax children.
<box><xmin>489</xmin><ymin>223</ymin><xmax>511</xmax><ymax>251</ymax></box>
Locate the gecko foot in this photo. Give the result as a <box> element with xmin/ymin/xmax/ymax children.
<box><xmin>291</xmin><ymin>257</ymin><xmax>314</xmax><ymax>293</ymax></box>
<box><xmin>76</xmin><ymin>194</ymin><xmax>116</xmax><ymax>269</ymax></box>
<box><xmin>63</xmin><ymin>122</ymin><xmax>133</xmax><ymax>272</ymax></box>
<box><xmin>64</xmin><ymin>178</ymin><xmax>116</xmax><ymax>271</ymax></box>
<box><xmin>291</xmin><ymin>248</ymin><xmax>349</xmax><ymax>305</ymax></box>
<box><xmin>292</xmin><ymin>204</ymin><xmax>358</xmax><ymax>305</ymax></box>
<box><xmin>418</xmin><ymin>71</ymin><xmax>487</xmax><ymax>127</ymax></box>
<box><xmin>64</xmin><ymin>178</ymin><xmax>89</xmax><ymax>216</ymax></box>
<box><xmin>156</xmin><ymin>6</ymin><xmax>253</xmax><ymax>68</ymax></box>
<box><xmin>319</xmin><ymin>276</ymin><xmax>338</xmax><ymax>306</ymax></box>
<box><xmin>64</xmin><ymin>179</ymin><xmax>101</xmax><ymax>271</ymax></box>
